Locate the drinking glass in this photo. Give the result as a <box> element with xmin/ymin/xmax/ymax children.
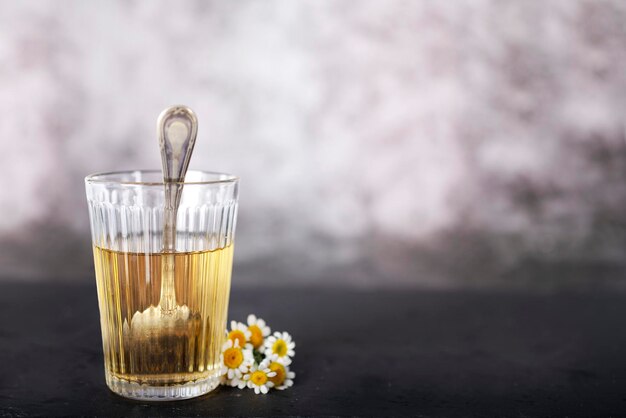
<box><xmin>85</xmin><ymin>170</ymin><xmax>239</xmax><ymax>401</ymax></box>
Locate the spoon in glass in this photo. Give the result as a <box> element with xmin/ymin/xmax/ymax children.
<box><xmin>127</xmin><ymin>106</ymin><xmax>198</xmax><ymax>345</ymax></box>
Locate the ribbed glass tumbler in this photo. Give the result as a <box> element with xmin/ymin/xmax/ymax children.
<box><xmin>85</xmin><ymin>170</ymin><xmax>239</xmax><ymax>401</ymax></box>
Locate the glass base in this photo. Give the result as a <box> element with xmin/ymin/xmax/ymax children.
<box><xmin>105</xmin><ymin>373</ymin><xmax>220</xmax><ymax>401</ymax></box>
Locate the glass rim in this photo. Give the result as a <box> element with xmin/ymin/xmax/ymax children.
<box><xmin>85</xmin><ymin>169</ymin><xmax>239</xmax><ymax>186</ymax></box>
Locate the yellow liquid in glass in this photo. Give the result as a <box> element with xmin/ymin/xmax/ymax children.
<box><xmin>92</xmin><ymin>245</ymin><xmax>233</xmax><ymax>387</ymax></box>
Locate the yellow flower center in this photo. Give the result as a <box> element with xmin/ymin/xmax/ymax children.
<box><xmin>272</xmin><ymin>339</ymin><xmax>288</xmax><ymax>357</ymax></box>
<box><xmin>250</xmin><ymin>370</ymin><xmax>268</xmax><ymax>386</ymax></box>
<box><xmin>248</xmin><ymin>325</ymin><xmax>264</xmax><ymax>348</ymax></box>
<box><xmin>268</xmin><ymin>362</ymin><xmax>286</xmax><ymax>386</ymax></box>
<box><xmin>223</xmin><ymin>347</ymin><xmax>243</xmax><ymax>369</ymax></box>
<box><xmin>228</xmin><ymin>330</ymin><xmax>247</xmax><ymax>347</ymax></box>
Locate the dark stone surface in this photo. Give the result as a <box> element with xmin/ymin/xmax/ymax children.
<box><xmin>1</xmin><ymin>282</ymin><xmax>626</xmax><ymax>417</ymax></box>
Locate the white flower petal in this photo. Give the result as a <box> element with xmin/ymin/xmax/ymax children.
<box><xmin>260</xmin><ymin>385</ymin><xmax>268</xmax><ymax>394</ymax></box>
<box><xmin>280</xmin><ymin>357</ymin><xmax>292</xmax><ymax>366</ymax></box>
<box><xmin>276</xmin><ymin>382</ymin><xmax>289</xmax><ymax>390</ymax></box>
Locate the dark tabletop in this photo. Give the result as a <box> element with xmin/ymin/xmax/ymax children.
<box><xmin>1</xmin><ymin>281</ymin><xmax>626</xmax><ymax>417</ymax></box>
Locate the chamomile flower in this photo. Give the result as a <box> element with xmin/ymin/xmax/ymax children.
<box><xmin>268</xmin><ymin>361</ymin><xmax>295</xmax><ymax>390</ymax></box>
<box><xmin>227</xmin><ymin>320</ymin><xmax>252</xmax><ymax>349</ymax></box>
<box><xmin>244</xmin><ymin>359</ymin><xmax>276</xmax><ymax>394</ymax></box>
<box><xmin>264</xmin><ymin>331</ymin><xmax>295</xmax><ymax>365</ymax></box>
<box><xmin>246</xmin><ymin>314</ymin><xmax>271</xmax><ymax>351</ymax></box>
<box><xmin>220</xmin><ymin>339</ymin><xmax>253</xmax><ymax>384</ymax></box>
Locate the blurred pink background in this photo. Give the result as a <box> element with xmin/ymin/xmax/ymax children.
<box><xmin>1</xmin><ymin>1</ymin><xmax>625</xmax><ymax>288</ymax></box>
